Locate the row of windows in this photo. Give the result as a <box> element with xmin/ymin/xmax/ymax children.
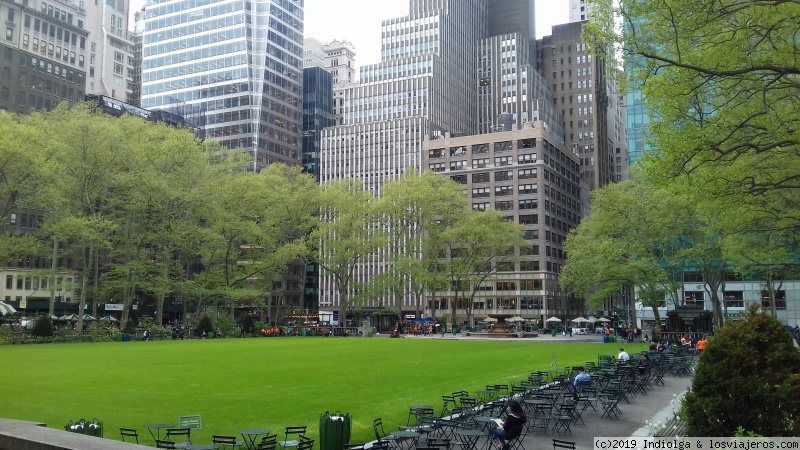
<box><xmin>145</xmin><ymin>36</ymin><xmax>236</xmax><ymax>68</ymax></box>
<box><xmin>5</xmin><ymin>274</ymin><xmax>73</xmax><ymax>291</ymax></box>
<box><xmin>145</xmin><ymin>1</ymin><xmax>244</xmax><ymax>32</ymax></box>
<box><xmin>142</xmin><ymin>81</ymin><xmax>248</xmax><ymax>108</ymax></box>
<box><xmin>21</xmin><ymin>53</ymin><xmax>85</xmax><ymax>85</ymax></box>
<box><xmin>143</xmin><ymin>28</ymin><xmax>245</xmax><ymax>58</ymax></box>
<box><xmin>23</xmin><ymin>34</ymin><xmax>83</xmax><ymax>68</ymax></box>
<box><xmin>428</xmin><ymin>297</ymin><xmax>546</xmax><ymax>311</ymax></box>
<box><xmin>145</xmin><ymin>14</ymin><xmax>244</xmax><ymax>45</ymax></box>
<box><xmin>143</xmin><ymin>54</ymin><xmax>247</xmax><ymax>83</ymax></box>
<box><xmin>25</xmin><ymin>14</ymin><xmax>86</xmax><ymax>49</ymax></box>
<box><xmin>141</xmin><ymin>67</ymin><xmax>248</xmax><ymax>96</ymax></box>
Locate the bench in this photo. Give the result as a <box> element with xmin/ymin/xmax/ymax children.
<box><xmin>654</xmin><ymin>418</ymin><xmax>687</xmax><ymax>437</ymax></box>
<box><xmin>553</xmin><ymin>439</ymin><xmax>576</xmax><ymax>450</ymax></box>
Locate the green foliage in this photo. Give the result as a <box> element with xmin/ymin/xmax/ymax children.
<box><xmin>32</xmin><ymin>317</ymin><xmax>54</xmax><ymax>337</ymax></box>
<box><xmin>683</xmin><ymin>305</ymin><xmax>800</xmax><ymax>436</ymax></box>
<box><xmin>0</xmin><ymin>326</ymin><xmax>11</xmax><ymax>345</ymax></box>
<box><xmin>241</xmin><ymin>315</ymin><xmax>256</xmax><ymax>334</ymax></box>
<box><xmin>585</xmin><ymin>0</ymin><xmax>800</xmax><ymax>284</ymax></box>
<box><xmin>194</xmin><ymin>315</ymin><xmax>214</xmax><ymax>336</ymax></box>
<box><xmin>122</xmin><ymin>320</ymin><xmax>136</xmax><ymax>334</ymax></box>
<box><xmin>87</xmin><ymin>322</ymin><xmax>114</xmax><ymax>342</ymax></box>
<box><xmin>733</xmin><ymin>427</ymin><xmax>762</xmax><ymax>438</ymax></box>
<box><xmin>208</xmin><ymin>313</ymin><xmax>237</xmax><ymax>336</ymax></box>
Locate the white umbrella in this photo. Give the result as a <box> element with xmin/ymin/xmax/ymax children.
<box><xmin>0</xmin><ymin>301</ymin><xmax>17</xmax><ymax>315</ymax></box>
<box><xmin>82</xmin><ymin>314</ymin><xmax>96</xmax><ymax>321</ymax></box>
<box><xmin>572</xmin><ymin>316</ymin><xmax>589</xmax><ymax>323</ymax></box>
<box><xmin>99</xmin><ymin>315</ymin><xmax>119</xmax><ymax>323</ymax></box>
<box><xmin>545</xmin><ymin>317</ymin><xmax>562</xmax><ymax>323</ymax></box>
<box><xmin>597</xmin><ymin>317</ymin><xmax>611</xmax><ymax>322</ymax></box>
<box><xmin>59</xmin><ymin>313</ymin><xmax>79</xmax><ymax>321</ymax></box>
<box><xmin>508</xmin><ymin>316</ymin><xmax>526</xmax><ymax>322</ymax></box>
<box><xmin>482</xmin><ymin>317</ymin><xmax>498</xmax><ymax>323</ymax></box>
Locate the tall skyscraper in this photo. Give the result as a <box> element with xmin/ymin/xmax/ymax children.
<box><xmin>141</xmin><ymin>0</ymin><xmax>304</xmax><ymax>171</ymax></box>
<box><xmin>538</xmin><ymin>22</ymin><xmax>616</xmax><ymax>191</ymax></box>
<box><xmin>318</xmin><ymin>0</ymin><xmax>577</xmax><ymax>328</ymax></box>
<box><xmin>129</xmin><ymin>8</ymin><xmax>145</xmax><ymax>107</ymax></box>
<box><xmin>319</xmin><ymin>0</ymin><xmax>488</xmax><ymax>323</ymax></box>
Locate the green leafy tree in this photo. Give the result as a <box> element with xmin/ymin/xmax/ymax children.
<box><xmin>561</xmin><ymin>178</ymin><xmax>692</xmax><ymax>336</ymax></box>
<box><xmin>31</xmin><ymin>316</ymin><xmax>54</xmax><ymax>337</ymax></box>
<box><xmin>683</xmin><ymin>305</ymin><xmax>800</xmax><ymax>436</ymax></box>
<box><xmin>441</xmin><ymin>208</ymin><xmax>525</xmax><ymax>327</ymax></box>
<box><xmin>373</xmin><ymin>169</ymin><xmax>469</xmax><ymax>319</ymax></box>
<box><xmin>194</xmin><ymin>315</ymin><xmax>214</xmax><ymax>337</ymax></box>
<box><xmin>586</xmin><ymin>0</ymin><xmax>800</xmax><ymax>283</ymax></box>
<box><xmin>313</xmin><ymin>179</ymin><xmax>384</xmax><ymax>325</ymax></box>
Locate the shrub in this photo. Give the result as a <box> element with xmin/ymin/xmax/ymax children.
<box><xmin>194</xmin><ymin>315</ymin><xmax>213</xmax><ymax>337</ymax></box>
<box><xmin>32</xmin><ymin>316</ymin><xmax>54</xmax><ymax>337</ymax></box>
<box><xmin>122</xmin><ymin>320</ymin><xmax>136</xmax><ymax>334</ymax></box>
<box><xmin>241</xmin><ymin>315</ymin><xmax>256</xmax><ymax>335</ymax></box>
<box><xmin>0</xmin><ymin>326</ymin><xmax>11</xmax><ymax>345</ymax></box>
<box><xmin>210</xmin><ymin>313</ymin><xmax>237</xmax><ymax>336</ymax></box>
<box><xmin>683</xmin><ymin>305</ymin><xmax>800</xmax><ymax>436</ymax></box>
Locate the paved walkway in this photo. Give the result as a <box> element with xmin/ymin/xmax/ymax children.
<box><xmin>401</xmin><ymin>333</ymin><xmax>693</xmax><ymax>450</ymax></box>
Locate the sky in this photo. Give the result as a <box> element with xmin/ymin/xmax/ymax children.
<box><xmin>129</xmin><ymin>0</ymin><xmax>570</xmax><ymax>70</ymax></box>
<box><xmin>304</xmin><ymin>0</ymin><xmax>570</xmax><ymax>69</ymax></box>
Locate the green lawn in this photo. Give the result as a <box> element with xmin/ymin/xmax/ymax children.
<box><xmin>0</xmin><ymin>337</ymin><xmax>647</xmax><ymax>445</ymax></box>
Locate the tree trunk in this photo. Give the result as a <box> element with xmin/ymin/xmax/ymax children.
<box><xmin>48</xmin><ymin>239</ymin><xmax>58</xmax><ymax>317</ymax></box>
<box><xmin>91</xmin><ymin>250</ymin><xmax>99</xmax><ymax>318</ymax></box>
<box><xmin>76</xmin><ymin>244</ymin><xmax>94</xmax><ymax>330</ymax></box>
<box><xmin>651</xmin><ymin>305</ymin><xmax>662</xmax><ymax>341</ymax></box>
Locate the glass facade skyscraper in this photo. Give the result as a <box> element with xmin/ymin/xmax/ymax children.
<box><xmin>141</xmin><ymin>0</ymin><xmax>303</xmax><ymax>171</ymax></box>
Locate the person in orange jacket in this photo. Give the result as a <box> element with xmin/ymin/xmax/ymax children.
<box><xmin>697</xmin><ymin>335</ymin><xmax>708</xmax><ymax>353</ymax></box>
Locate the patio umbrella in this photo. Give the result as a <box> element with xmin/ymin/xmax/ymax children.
<box><xmin>423</xmin><ymin>317</ymin><xmax>436</xmax><ymax>323</ymax></box>
<box><xmin>572</xmin><ymin>316</ymin><xmax>589</xmax><ymax>323</ymax></box>
<box><xmin>59</xmin><ymin>313</ymin><xmax>79</xmax><ymax>321</ymax></box>
<box><xmin>99</xmin><ymin>315</ymin><xmax>119</xmax><ymax>323</ymax></box>
<box><xmin>0</xmin><ymin>301</ymin><xmax>16</xmax><ymax>315</ymax></box>
<box><xmin>597</xmin><ymin>317</ymin><xmax>611</xmax><ymax>322</ymax></box>
<box><xmin>82</xmin><ymin>314</ymin><xmax>96</xmax><ymax>321</ymax></box>
<box><xmin>482</xmin><ymin>317</ymin><xmax>498</xmax><ymax>323</ymax></box>
<box><xmin>411</xmin><ymin>318</ymin><xmax>424</xmax><ymax>323</ymax></box>
<box><xmin>545</xmin><ymin>317</ymin><xmax>562</xmax><ymax>323</ymax></box>
<box><xmin>508</xmin><ymin>316</ymin><xmax>525</xmax><ymax>322</ymax></box>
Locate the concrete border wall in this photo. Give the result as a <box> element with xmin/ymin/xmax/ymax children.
<box><xmin>0</xmin><ymin>419</ymin><xmax>152</xmax><ymax>450</ymax></box>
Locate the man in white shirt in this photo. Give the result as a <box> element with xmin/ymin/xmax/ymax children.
<box><xmin>618</xmin><ymin>347</ymin><xmax>631</xmax><ymax>363</ymax></box>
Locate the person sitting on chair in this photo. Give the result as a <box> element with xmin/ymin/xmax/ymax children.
<box><xmin>572</xmin><ymin>366</ymin><xmax>591</xmax><ymax>399</ymax></box>
<box><xmin>490</xmin><ymin>399</ymin><xmax>526</xmax><ymax>450</ymax></box>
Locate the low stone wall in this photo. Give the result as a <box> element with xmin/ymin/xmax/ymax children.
<box><xmin>0</xmin><ymin>418</ymin><xmax>152</xmax><ymax>450</ymax></box>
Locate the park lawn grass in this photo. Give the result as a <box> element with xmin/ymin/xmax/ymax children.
<box><xmin>0</xmin><ymin>338</ymin><xmax>647</xmax><ymax>445</ymax></box>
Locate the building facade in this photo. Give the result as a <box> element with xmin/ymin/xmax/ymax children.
<box><xmin>569</xmin><ymin>0</ymin><xmax>593</xmax><ymax>23</ymax></box>
<box><xmin>0</xmin><ymin>0</ymin><xmax>89</xmax><ymax>113</ymax></box>
<box><xmin>128</xmin><ymin>7</ymin><xmax>143</xmax><ymax>106</ymax></box>
<box><xmin>477</xmin><ymin>32</ymin><xmax>562</xmax><ymax>139</ymax></box>
<box><xmin>82</xmin><ymin>0</ymin><xmax>134</xmax><ymax>102</ymax></box>
<box><xmin>141</xmin><ymin>0</ymin><xmax>304</xmax><ymax>171</ymax></box>
<box><xmin>422</xmin><ymin>125</ymin><xmax>583</xmax><ymax>324</ymax></box>
<box><xmin>538</xmin><ymin>22</ymin><xmax>616</xmax><ymax>191</ymax></box>
<box><xmin>319</xmin><ymin>0</ymin><xmax>489</xmax><ymax>323</ymax></box>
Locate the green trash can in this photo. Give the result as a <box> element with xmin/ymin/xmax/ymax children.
<box><xmin>320</xmin><ymin>411</ymin><xmax>351</xmax><ymax>450</ymax></box>
<box><xmin>551</xmin><ymin>328</ymin><xmax>557</xmax><ymax>337</ymax></box>
<box><xmin>610</xmin><ymin>336</ymin><xmax>617</xmax><ymax>343</ymax></box>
